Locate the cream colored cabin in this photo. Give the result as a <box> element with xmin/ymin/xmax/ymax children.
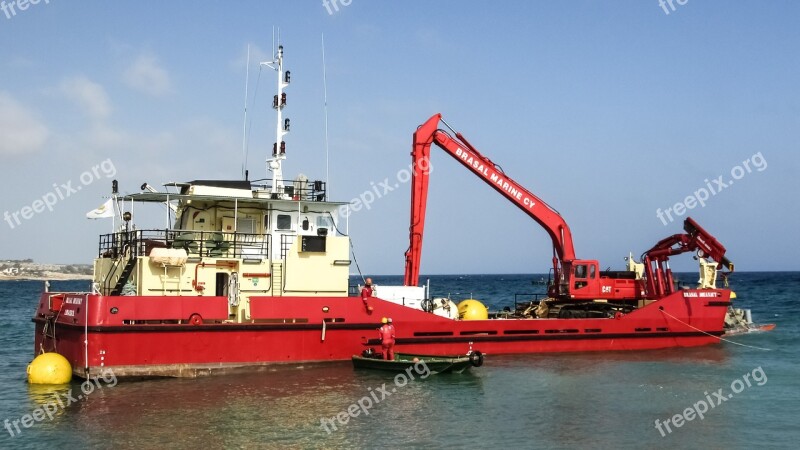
<box><xmin>93</xmin><ymin>180</ymin><xmax>351</xmax><ymax>322</ymax></box>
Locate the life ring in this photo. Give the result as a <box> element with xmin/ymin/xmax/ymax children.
<box><xmin>469</xmin><ymin>350</ymin><xmax>484</xmax><ymax>367</ymax></box>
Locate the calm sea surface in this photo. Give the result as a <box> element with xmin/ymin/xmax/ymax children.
<box><xmin>0</xmin><ymin>272</ymin><xmax>797</xmax><ymax>449</ymax></box>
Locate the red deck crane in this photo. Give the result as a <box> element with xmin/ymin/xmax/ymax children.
<box><xmin>642</xmin><ymin>217</ymin><xmax>734</xmax><ymax>298</ymax></box>
<box><xmin>404</xmin><ymin>113</ymin><xmax>733</xmax><ymax>302</ymax></box>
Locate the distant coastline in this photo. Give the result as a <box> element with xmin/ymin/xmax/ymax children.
<box><xmin>0</xmin><ymin>273</ymin><xmax>93</xmax><ymax>281</ymax></box>
<box><xmin>0</xmin><ymin>259</ymin><xmax>93</xmax><ymax>282</ymax></box>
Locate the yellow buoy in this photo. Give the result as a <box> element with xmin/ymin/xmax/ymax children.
<box><xmin>730</xmin><ymin>291</ymin><xmax>737</xmax><ymax>299</ymax></box>
<box><xmin>457</xmin><ymin>299</ymin><xmax>489</xmax><ymax>321</ymax></box>
<box><xmin>27</xmin><ymin>353</ymin><xmax>72</xmax><ymax>385</ymax></box>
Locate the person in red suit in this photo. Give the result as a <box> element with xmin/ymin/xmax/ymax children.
<box><xmin>387</xmin><ymin>317</ymin><xmax>395</xmax><ymax>336</ymax></box>
<box><xmin>378</xmin><ymin>317</ymin><xmax>395</xmax><ymax>360</ymax></box>
<box><xmin>360</xmin><ymin>278</ymin><xmax>374</xmax><ymax>314</ymax></box>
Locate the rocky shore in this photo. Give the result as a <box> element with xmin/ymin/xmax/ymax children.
<box><xmin>0</xmin><ymin>260</ymin><xmax>93</xmax><ymax>281</ymax></box>
<box><xmin>0</xmin><ymin>273</ymin><xmax>93</xmax><ymax>281</ymax></box>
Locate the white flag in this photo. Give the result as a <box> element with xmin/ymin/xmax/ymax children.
<box><xmin>86</xmin><ymin>198</ymin><xmax>115</xmax><ymax>219</ymax></box>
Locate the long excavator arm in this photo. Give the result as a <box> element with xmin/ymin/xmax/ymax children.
<box><xmin>403</xmin><ymin>114</ymin><xmax>734</xmax><ymax>302</ymax></box>
<box><xmin>404</xmin><ymin>113</ymin><xmax>576</xmax><ymax>287</ymax></box>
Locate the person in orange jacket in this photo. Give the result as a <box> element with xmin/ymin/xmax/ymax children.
<box><xmin>360</xmin><ymin>278</ymin><xmax>374</xmax><ymax>314</ymax></box>
<box><xmin>378</xmin><ymin>317</ymin><xmax>395</xmax><ymax>360</ymax></box>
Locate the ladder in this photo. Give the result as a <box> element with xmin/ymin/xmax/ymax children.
<box><xmin>271</xmin><ymin>262</ymin><xmax>283</xmax><ymax>296</ymax></box>
<box><xmin>111</xmin><ymin>256</ymin><xmax>138</xmax><ymax>296</ymax></box>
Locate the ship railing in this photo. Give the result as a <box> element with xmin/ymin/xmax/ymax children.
<box><xmin>98</xmin><ymin>229</ymin><xmax>271</xmax><ymax>260</ymax></box>
<box><xmin>279</xmin><ymin>234</ymin><xmax>296</xmax><ymax>259</ymax></box>
<box><xmin>251</xmin><ymin>179</ymin><xmax>327</xmax><ymax>201</ymax></box>
<box><xmin>348</xmin><ymin>285</ymin><xmax>360</xmax><ymax>296</ymax></box>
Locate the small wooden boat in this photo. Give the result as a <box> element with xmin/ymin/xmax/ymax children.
<box><xmin>351</xmin><ymin>351</ymin><xmax>483</xmax><ymax>374</ymax></box>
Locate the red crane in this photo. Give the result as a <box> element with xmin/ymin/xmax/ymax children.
<box><xmin>404</xmin><ymin>113</ymin><xmax>733</xmax><ymax>302</ymax></box>
<box><xmin>642</xmin><ymin>217</ymin><xmax>734</xmax><ymax>298</ymax></box>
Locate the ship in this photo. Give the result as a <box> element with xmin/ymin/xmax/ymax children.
<box><xmin>33</xmin><ymin>44</ymin><xmax>755</xmax><ymax>379</ymax></box>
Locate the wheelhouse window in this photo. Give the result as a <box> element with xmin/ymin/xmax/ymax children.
<box><xmin>574</xmin><ymin>264</ymin><xmax>588</xmax><ymax>290</ymax></box>
<box><xmin>316</xmin><ymin>215</ymin><xmax>333</xmax><ymax>230</ymax></box>
<box><xmin>237</xmin><ymin>218</ymin><xmax>255</xmax><ymax>234</ymax></box>
<box><xmin>276</xmin><ymin>214</ymin><xmax>292</xmax><ymax>231</ymax></box>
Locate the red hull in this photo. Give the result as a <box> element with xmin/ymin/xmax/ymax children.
<box><xmin>33</xmin><ymin>290</ymin><xmax>730</xmax><ymax>378</ymax></box>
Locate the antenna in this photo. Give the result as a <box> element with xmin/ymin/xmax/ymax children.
<box><xmin>241</xmin><ymin>44</ymin><xmax>250</xmax><ymax>180</ymax></box>
<box><xmin>322</xmin><ymin>33</ymin><xmax>331</xmax><ymax>199</ymax></box>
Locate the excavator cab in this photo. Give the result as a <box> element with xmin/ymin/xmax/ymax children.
<box><xmin>557</xmin><ymin>259</ymin><xmax>644</xmax><ymax>301</ymax></box>
<box><xmin>571</xmin><ymin>262</ymin><xmax>594</xmax><ymax>291</ymax></box>
<box><xmin>559</xmin><ymin>260</ymin><xmax>600</xmax><ymax>299</ymax></box>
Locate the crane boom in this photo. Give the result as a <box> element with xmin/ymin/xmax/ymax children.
<box><xmin>403</xmin><ymin>113</ymin><xmax>733</xmax><ymax>303</ymax></box>
<box><xmin>404</xmin><ymin>113</ymin><xmax>575</xmax><ymax>287</ymax></box>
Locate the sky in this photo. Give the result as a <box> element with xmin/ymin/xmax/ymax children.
<box><xmin>0</xmin><ymin>1</ymin><xmax>798</xmax><ymax>275</ymax></box>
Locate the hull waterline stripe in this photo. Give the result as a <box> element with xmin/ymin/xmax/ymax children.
<box><xmin>373</xmin><ymin>330</ymin><xmax>723</xmax><ymax>345</ymax></box>
<box><xmin>33</xmin><ymin>318</ymin><xmax>722</xmax><ymax>342</ymax></box>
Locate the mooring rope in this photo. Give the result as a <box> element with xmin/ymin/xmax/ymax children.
<box><xmin>659</xmin><ymin>308</ymin><xmax>772</xmax><ymax>351</ymax></box>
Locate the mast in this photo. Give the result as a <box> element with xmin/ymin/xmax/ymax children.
<box><xmin>241</xmin><ymin>45</ymin><xmax>250</xmax><ymax>180</ymax></box>
<box><xmin>261</xmin><ymin>43</ymin><xmax>291</xmax><ymax>196</ymax></box>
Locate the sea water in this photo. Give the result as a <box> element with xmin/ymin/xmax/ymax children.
<box><xmin>0</xmin><ymin>273</ymin><xmax>797</xmax><ymax>449</ymax></box>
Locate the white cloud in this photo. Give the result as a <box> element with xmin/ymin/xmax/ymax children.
<box><xmin>0</xmin><ymin>92</ymin><xmax>49</xmax><ymax>156</ymax></box>
<box><xmin>85</xmin><ymin>122</ymin><xmax>128</xmax><ymax>149</ymax></box>
<box><xmin>60</xmin><ymin>76</ymin><xmax>111</xmax><ymax>120</ymax></box>
<box><xmin>123</xmin><ymin>54</ymin><xmax>171</xmax><ymax>96</ymax></box>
